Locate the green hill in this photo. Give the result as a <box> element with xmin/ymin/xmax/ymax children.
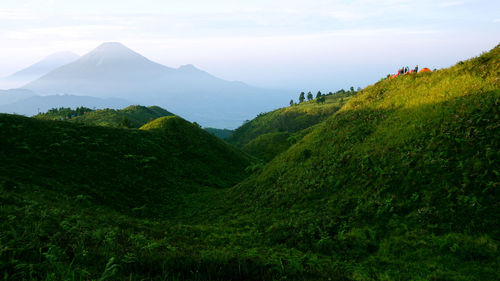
<box><xmin>204</xmin><ymin>127</ymin><xmax>234</xmax><ymax>139</ymax></box>
<box><xmin>0</xmin><ymin>45</ymin><xmax>498</xmax><ymax>281</ymax></box>
<box><xmin>35</xmin><ymin>105</ymin><xmax>173</xmax><ymax>128</ymax></box>
<box><xmin>224</xmin><ymin>44</ymin><xmax>500</xmax><ymax>279</ymax></box>
<box><xmin>227</xmin><ymin>91</ymin><xmax>354</xmax><ymax>161</ymax></box>
<box><xmin>0</xmin><ymin>114</ymin><xmax>254</xmax><ymax>279</ymax></box>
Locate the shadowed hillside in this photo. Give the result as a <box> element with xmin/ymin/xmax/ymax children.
<box><xmin>204</xmin><ymin>127</ymin><xmax>234</xmax><ymax>139</ymax></box>
<box><xmin>0</xmin><ymin>114</ymin><xmax>251</xmax><ymax>216</ymax></box>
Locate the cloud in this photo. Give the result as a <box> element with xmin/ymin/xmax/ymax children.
<box><xmin>439</xmin><ymin>1</ymin><xmax>465</xmax><ymax>7</ymax></box>
<box><xmin>0</xmin><ymin>9</ymin><xmax>38</xmax><ymax>20</ymax></box>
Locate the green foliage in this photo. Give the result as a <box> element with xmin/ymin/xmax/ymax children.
<box><xmin>120</xmin><ymin>116</ymin><xmax>131</xmax><ymax>128</ymax></box>
<box><xmin>36</xmin><ymin>105</ymin><xmax>173</xmax><ymax>128</ymax></box>
<box><xmin>298</xmin><ymin>92</ymin><xmax>305</xmax><ymax>103</ymax></box>
<box><xmin>204</xmin><ymin>127</ymin><xmax>234</xmax><ymax>139</ymax></box>
<box><xmin>242</xmin><ymin>132</ymin><xmax>292</xmax><ymax>162</ymax></box>
<box><xmin>35</xmin><ymin>106</ymin><xmax>93</xmax><ymax>120</ymax></box>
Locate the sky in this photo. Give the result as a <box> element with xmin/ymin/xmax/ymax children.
<box><xmin>0</xmin><ymin>0</ymin><xmax>499</xmax><ymax>92</ymax></box>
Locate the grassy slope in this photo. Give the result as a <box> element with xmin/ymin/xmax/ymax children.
<box><xmin>227</xmin><ymin>92</ymin><xmax>353</xmax><ymax>161</ymax></box>
<box><xmin>225</xmin><ymin>45</ymin><xmax>500</xmax><ymax>279</ymax></box>
<box><xmin>0</xmin><ymin>114</ymin><xmax>253</xmax><ymax>280</ymax></box>
<box><xmin>36</xmin><ymin>105</ymin><xmax>173</xmax><ymax>128</ymax></box>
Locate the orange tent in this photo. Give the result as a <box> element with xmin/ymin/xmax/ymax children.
<box><xmin>418</xmin><ymin>68</ymin><xmax>431</xmax><ymax>73</ymax></box>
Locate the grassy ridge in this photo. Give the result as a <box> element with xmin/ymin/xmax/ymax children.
<box><xmin>226</xmin><ymin>45</ymin><xmax>500</xmax><ymax>279</ymax></box>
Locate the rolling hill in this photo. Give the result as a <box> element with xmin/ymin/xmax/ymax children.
<box><xmin>0</xmin><ymin>113</ymin><xmax>251</xmax><ymax>214</ymax></box>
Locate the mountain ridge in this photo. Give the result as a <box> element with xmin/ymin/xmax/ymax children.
<box><xmin>0</xmin><ymin>51</ymin><xmax>79</xmax><ymax>89</ymax></box>
<box><xmin>20</xmin><ymin>42</ymin><xmax>287</xmax><ymax>128</ymax></box>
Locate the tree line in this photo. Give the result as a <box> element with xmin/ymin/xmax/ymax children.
<box><xmin>38</xmin><ymin>107</ymin><xmax>94</xmax><ymax>120</ymax></box>
<box><xmin>289</xmin><ymin>87</ymin><xmax>359</xmax><ymax>106</ymax></box>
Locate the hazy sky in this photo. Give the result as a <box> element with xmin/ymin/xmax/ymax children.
<box><xmin>1</xmin><ymin>0</ymin><xmax>498</xmax><ymax>91</ymax></box>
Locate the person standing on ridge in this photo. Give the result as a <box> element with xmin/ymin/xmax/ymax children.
<box><xmin>415</xmin><ymin>65</ymin><xmax>419</xmax><ymax>73</ymax></box>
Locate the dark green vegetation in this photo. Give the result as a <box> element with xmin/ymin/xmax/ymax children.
<box><xmin>0</xmin><ymin>114</ymin><xmax>253</xmax><ymax>280</ymax></box>
<box><xmin>227</xmin><ymin>90</ymin><xmax>354</xmax><ymax>161</ymax></box>
<box><xmin>35</xmin><ymin>105</ymin><xmax>173</xmax><ymax>128</ymax></box>
<box><xmin>204</xmin><ymin>127</ymin><xmax>234</xmax><ymax>139</ymax></box>
<box><xmin>0</xmin><ymin>45</ymin><xmax>499</xmax><ymax>280</ymax></box>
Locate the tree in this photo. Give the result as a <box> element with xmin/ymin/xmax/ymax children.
<box><xmin>350</xmin><ymin>86</ymin><xmax>355</xmax><ymax>93</ymax></box>
<box><xmin>299</xmin><ymin>92</ymin><xmax>305</xmax><ymax>103</ymax></box>
<box><xmin>120</xmin><ymin>116</ymin><xmax>131</xmax><ymax>128</ymax></box>
<box><xmin>307</xmin><ymin>92</ymin><xmax>313</xmax><ymax>101</ymax></box>
<box><xmin>290</xmin><ymin>99</ymin><xmax>294</xmax><ymax>106</ymax></box>
<box><xmin>316</xmin><ymin>91</ymin><xmax>322</xmax><ymax>99</ymax></box>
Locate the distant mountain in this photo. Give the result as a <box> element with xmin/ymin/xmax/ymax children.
<box><xmin>21</xmin><ymin>42</ymin><xmax>288</xmax><ymax>128</ymax></box>
<box><xmin>0</xmin><ymin>94</ymin><xmax>130</xmax><ymax>116</ymax></box>
<box><xmin>0</xmin><ymin>89</ymin><xmax>36</xmax><ymax>106</ymax></box>
<box><xmin>1</xmin><ymin>52</ymin><xmax>79</xmax><ymax>89</ymax></box>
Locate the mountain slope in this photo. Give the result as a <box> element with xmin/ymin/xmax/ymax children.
<box><xmin>0</xmin><ymin>89</ymin><xmax>36</xmax><ymax>106</ymax></box>
<box><xmin>224</xmin><ymin>44</ymin><xmax>500</xmax><ymax>279</ymax></box>
<box><xmin>21</xmin><ymin>42</ymin><xmax>287</xmax><ymax>128</ymax></box>
<box><xmin>36</xmin><ymin>105</ymin><xmax>174</xmax><ymax>128</ymax></box>
<box><xmin>227</xmin><ymin>91</ymin><xmax>354</xmax><ymax>161</ymax></box>
<box><xmin>0</xmin><ymin>112</ymin><xmax>256</xmax><ymax>280</ymax></box>
<box><xmin>0</xmin><ymin>113</ymin><xmax>251</xmax><ymax>216</ymax></box>
<box><xmin>1</xmin><ymin>52</ymin><xmax>79</xmax><ymax>89</ymax></box>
